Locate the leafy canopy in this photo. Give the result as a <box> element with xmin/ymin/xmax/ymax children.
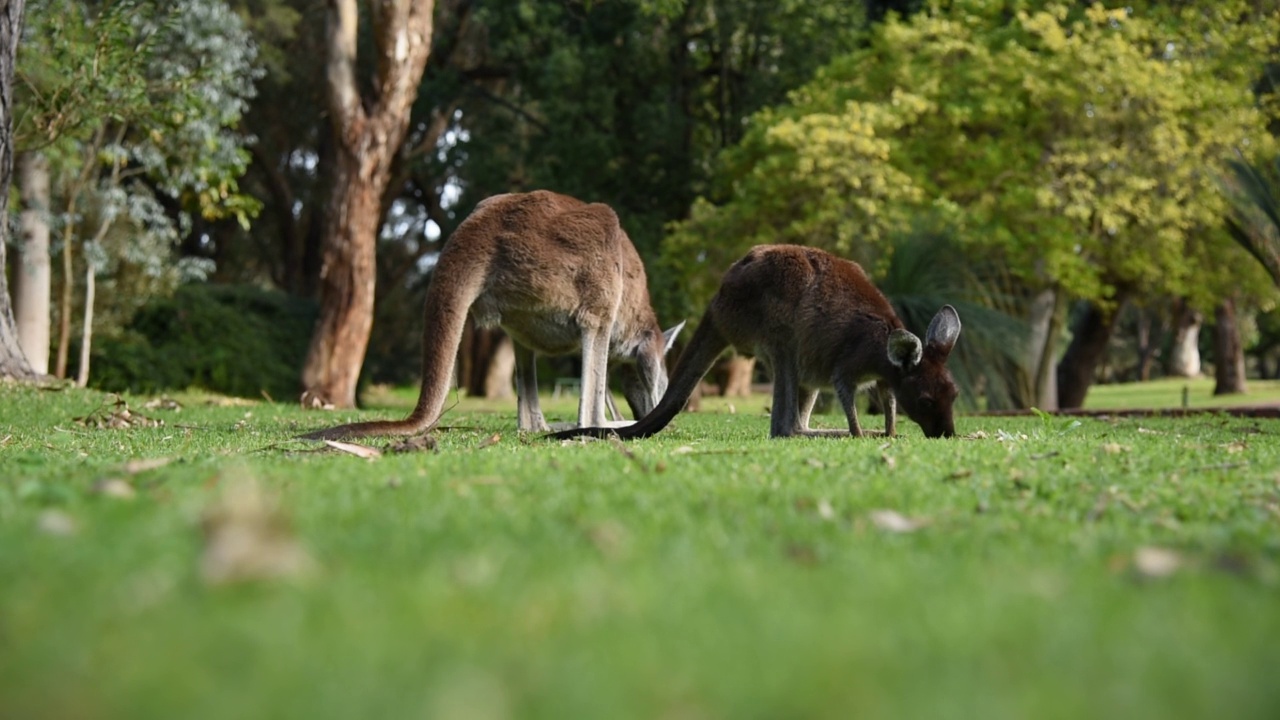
<box><xmin>665</xmin><ymin>0</ymin><xmax>1279</xmax><ymax>311</ymax></box>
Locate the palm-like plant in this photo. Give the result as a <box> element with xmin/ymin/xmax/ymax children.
<box><xmin>1222</xmin><ymin>156</ymin><xmax>1280</xmax><ymax>286</ymax></box>
<box><xmin>877</xmin><ymin>226</ymin><xmax>1028</xmax><ymax>411</ymax></box>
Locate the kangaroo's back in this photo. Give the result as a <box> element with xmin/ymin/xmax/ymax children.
<box><xmin>301</xmin><ymin>191</ymin><xmax>669</xmax><ymax>441</ymax></box>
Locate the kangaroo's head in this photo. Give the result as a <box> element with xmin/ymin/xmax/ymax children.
<box><xmin>886</xmin><ymin>305</ymin><xmax>962</xmax><ymax>438</ymax></box>
<box><xmin>621</xmin><ymin>320</ymin><xmax>686</xmax><ymax>417</ymax></box>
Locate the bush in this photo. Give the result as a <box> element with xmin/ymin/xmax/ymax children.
<box><xmin>90</xmin><ymin>284</ymin><xmax>318</xmax><ymax>399</ymax></box>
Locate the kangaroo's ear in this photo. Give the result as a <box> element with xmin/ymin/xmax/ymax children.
<box><xmin>925</xmin><ymin>305</ymin><xmax>962</xmax><ymax>358</ymax></box>
<box><xmin>662</xmin><ymin>320</ymin><xmax>687</xmax><ymax>355</ymax></box>
<box><xmin>887</xmin><ymin>329</ymin><xmax>923</xmax><ymax>369</ymax></box>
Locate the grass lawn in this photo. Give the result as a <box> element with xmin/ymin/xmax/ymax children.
<box><xmin>2</xmin><ymin>381</ymin><xmax>1279</xmax><ymax>719</ymax></box>
<box><xmin>1084</xmin><ymin>377</ymin><xmax>1280</xmax><ymax>411</ymax></box>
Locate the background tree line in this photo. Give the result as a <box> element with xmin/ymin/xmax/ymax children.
<box><xmin>3</xmin><ymin>0</ymin><xmax>1280</xmax><ymax>412</ymax></box>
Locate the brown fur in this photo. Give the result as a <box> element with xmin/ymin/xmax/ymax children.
<box><xmin>301</xmin><ymin>191</ymin><xmax>681</xmax><ymax>441</ymax></box>
<box><xmin>551</xmin><ymin>244</ymin><xmax>961</xmax><ymax>441</ymax></box>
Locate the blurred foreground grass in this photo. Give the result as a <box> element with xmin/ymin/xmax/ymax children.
<box><xmin>1</xmin><ymin>381</ymin><xmax>1278</xmax><ymax>719</ymax></box>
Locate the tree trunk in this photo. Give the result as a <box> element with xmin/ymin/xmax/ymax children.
<box><xmin>75</xmin><ymin>266</ymin><xmax>94</xmax><ymax>387</ymax></box>
<box><xmin>460</xmin><ymin>324</ymin><xmax>514</xmax><ymax>399</ymax></box>
<box><xmin>301</xmin><ymin>0</ymin><xmax>436</xmax><ymax>408</ymax></box>
<box><xmin>1057</xmin><ymin>301</ymin><xmax>1121</xmax><ymax>409</ymax></box>
<box><xmin>0</xmin><ymin>0</ymin><xmax>35</xmax><ymax>381</ymax></box>
<box><xmin>481</xmin><ymin>332</ymin><xmax>515</xmax><ymax>399</ymax></box>
<box><xmin>1213</xmin><ymin>296</ymin><xmax>1247</xmax><ymax>396</ymax></box>
<box><xmin>1166</xmin><ymin>300</ymin><xmax>1202</xmax><ymax>378</ymax></box>
<box><xmin>54</xmin><ymin>195</ymin><xmax>74</xmax><ymax>378</ymax></box>
<box><xmin>1134</xmin><ymin>306</ymin><xmax>1167</xmax><ymax>382</ymax></box>
<box><xmin>13</xmin><ymin>151</ymin><xmax>50</xmax><ymax>374</ymax></box>
<box><xmin>721</xmin><ymin>355</ymin><xmax>755</xmax><ymax>397</ymax></box>
<box><xmin>1025</xmin><ymin>287</ymin><xmax>1061</xmax><ymax>411</ymax></box>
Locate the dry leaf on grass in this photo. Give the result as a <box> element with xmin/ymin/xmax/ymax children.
<box><xmin>1101</xmin><ymin>442</ymin><xmax>1131</xmax><ymax>454</ymax></box>
<box><xmin>141</xmin><ymin>397</ymin><xmax>183</xmax><ymax>411</ymax></box>
<box><xmin>200</xmin><ymin>477</ymin><xmax>316</xmax><ymax>586</ymax></box>
<box><xmin>74</xmin><ymin>395</ymin><xmax>163</xmax><ymax>430</ymax></box>
<box><xmin>880</xmin><ymin>454</ymin><xmax>897</xmax><ymax>470</ymax></box>
<box><xmin>322</xmin><ymin>440</ymin><xmax>382</xmax><ymax>459</ymax></box>
<box><xmin>817</xmin><ymin>498</ymin><xmax>836</xmax><ymax>521</ymax></box>
<box><xmin>387</xmin><ymin>435</ymin><xmax>438</xmax><ymax>454</ymax></box>
<box><xmin>476</xmin><ymin>433</ymin><xmax>502</xmax><ymax>450</ymax></box>
<box><xmin>92</xmin><ymin>478</ymin><xmax>137</xmax><ymax>500</ymax></box>
<box><xmin>1133</xmin><ymin>546</ymin><xmax>1183</xmax><ymax>579</ymax></box>
<box><xmin>1223</xmin><ymin>441</ymin><xmax>1248</xmax><ymax>454</ymax></box>
<box><xmin>37</xmin><ymin>509</ymin><xmax>78</xmax><ymax>536</ymax></box>
<box><xmin>122</xmin><ymin>457</ymin><xmax>173</xmax><ymax>475</ymax></box>
<box><xmin>869</xmin><ymin>509</ymin><xmax>928</xmax><ymax>533</ymax></box>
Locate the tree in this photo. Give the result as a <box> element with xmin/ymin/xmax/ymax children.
<box><xmin>12</xmin><ymin>0</ymin><xmax>260</xmax><ymax>385</ymax></box>
<box><xmin>0</xmin><ymin>0</ymin><xmax>34</xmax><ymax>381</ymax></box>
<box><xmin>300</xmin><ymin>0</ymin><xmax>436</xmax><ymax>409</ymax></box>
<box><xmin>664</xmin><ymin>1</ymin><xmax>1278</xmax><ymax>408</ymax></box>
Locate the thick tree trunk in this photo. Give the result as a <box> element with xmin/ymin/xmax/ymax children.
<box><xmin>13</xmin><ymin>151</ymin><xmax>49</xmax><ymax>374</ymax></box>
<box><xmin>0</xmin><ymin>0</ymin><xmax>35</xmax><ymax>381</ymax></box>
<box><xmin>721</xmin><ymin>355</ymin><xmax>755</xmax><ymax>397</ymax></box>
<box><xmin>1213</xmin><ymin>297</ymin><xmax>1247</xmax><ymax>396</ymax></box>
<box><xmin>1057</xmin><ymin>301</ymin><xmax>1121</xmax><ymax>410</ymax></box>
<box><xmin>301</xmin><ymin>0</ymin><xmax>435</xmax><ymax>408</ymax></box>
<box><xmin>1025</xmin><ymin>287</ymin><xmax>1061</xmax><ymax>411</ymax></box>
<box><xmin>481</xmin><ymin>333</ymin><xmax>515</xmax><ymax>399</ymax></box>
<box><xmin>301</xmin><ymin>162</ymin><xmax>384</xmax><ymax>407</ymax></box>
<box><xmin>459</xmin><ymin>324</ymin><xmax>514</xmax><ymax>399</ymax></box>
<box><xmin>1167</xmin><ymin>300</ymin><xmax>1202</xmax><ymax>378</ymax></box>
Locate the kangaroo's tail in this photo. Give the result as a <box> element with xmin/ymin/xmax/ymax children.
<box><xmin>549</xmin><ymin>313</ymin><xmax>729</xmax><ymax>442</ymax></box>
<box><xmin>299</xmin><ymin>240</ymin><xmax>485</xmax><ymax>442</ymax></box>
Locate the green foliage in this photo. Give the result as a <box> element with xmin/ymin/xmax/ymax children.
<box><xmin>18</xmin><ymin>0</ymin><xmax>263</xmax><ymax>226</ymax></box>
<box><xmin>666</xmin><ymin>1</ymin><xmax>1279</xmax><ymax>311</ymax></box>
<box><xmin>1</xmin><ymin>385</ymin><xmax>1279</xmax><ymax>717</ymax></box>
<box><xmin>90</xmin><ymin>284</ymin><xmax>317</xmax><ymax>399</ymax></box>
<box><xmin>877</xmin><ymin>224</ymin><xmax>1028</xmax><ymax>410</ymax></box>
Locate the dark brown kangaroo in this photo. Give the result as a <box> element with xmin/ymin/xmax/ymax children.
<box><xmin>551</xmin><ymin>244</ymin><xmax>961</xmax><ymax>441</ymax></box>
<box><xmin>301</xmin><ymin>191</ymin><xmax>682</xmax><ymax>441</ymax></box>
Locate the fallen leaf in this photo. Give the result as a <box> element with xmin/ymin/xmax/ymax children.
<box><xmin>200</xmin><ymin>477</ymin><xmax>316</xmax><ymax>586</ymax></box>
<box><xmin>805</xmin><ymin>458</ymin><xmax>826</xmax><ymax>469</ymax></box>
<box><xmin>1223</xmin><ymin>441</ymin><xmax>1247</xmax><ymax>454</ymax></box>
<box><xmin>880</xmin><ymin>454</ymin><xmax>897</xmax><ymax>470</ymax></box>
<box><xmin>141</xmin><ymin>397</ymin><xmax>183</xmax><ymax>411</ymax></box>
<box><xmin>869</xmin><ymin>509</ymin><xmax>927</xmax><ymax>533</ymax></box>
<box><xmin>1133</xmin><ymin>546</ymin><xmax>1182</xmax><ymax>579</ymax></box>
<box><xmin>965</xmin><ymin>431</ymin><xmax>989</xmax><ymax>440</ymax></box>
<box><xmin>817</xmin><ymin>498</ymin><xmax>836</xmax><ymax>521</ymax></box>
<box><xmin>37</xmin><ymin>509</ymin><xmax>78</xmax><ymax>536</ymax></box>
<box><xmin>387</xmin><ymin>435</ymin><xmax>438</xmax><ymax>454</ymax></box>
<box><xmin>476</xmin><ymin>433</ymin><xmax>502</xmax><ymax>450</ymax></box>
<box><xmin>671</xmin><ymin>445</ymin><xmax>695</xmax><ymax>455</ymax></box>
<box><xmin>122</xmin><ymin>457</ymin><xmax>173</xmax><ymax>475</ymax></box>
<box><xmin>1101</xmin><ymin>442</ymin><xmax>1131</xmax><ymax>454</ymax></box>
<box><xmin>74</xmin><ymin>395</ymin><xmax>163</xmax><ymax>430</ymax></box>
<box><xmin>92</xmin><ymin>478</ymin><xmax>137</xmax><ymax>500</ymax></box>
<box><xmin>322</xmin><ymin>440</ymin><xmax>382</xmax><ymax>459</ymax></box>
<box><xmin>947</xmin><ymin>468</ymin><xmax>973</xmax><ymax>480</ymax></box>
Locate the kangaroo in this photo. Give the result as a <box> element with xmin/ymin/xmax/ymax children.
<box><xmin>301</xmin><ymin>191</ymin><xmax>683</xmax><ymax>441</ymax></box>
<box><xmin>551</xmin><ymin>244</ymin><xmax>961</xmax><ymax>441</ymax></box>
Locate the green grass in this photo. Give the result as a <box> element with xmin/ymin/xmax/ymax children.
<box><xmin>1085</xmin><ymin>377</ymin><xmax>1280</xmax><ymax>411</ymax></box>
<box><xmin>2</xmin><ymin>383</ymin><xmax>1279</xmax><ymax>719</ymax></box>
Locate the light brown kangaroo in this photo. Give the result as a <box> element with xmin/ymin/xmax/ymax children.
<box><xmin>301</xmin><ymin>191</ymin><xmax>683</xmax><ymax>441</ymax></box>
<box><xmin>552</xmin><ymin>244</ymin><xmax>961</xmax><ymax>441</ymax></box>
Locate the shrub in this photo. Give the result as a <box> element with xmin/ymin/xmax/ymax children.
<box><xmin>90</xmin><ymin>284</ymin><xmax>317</xmax><ymax>399</ymax></box>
